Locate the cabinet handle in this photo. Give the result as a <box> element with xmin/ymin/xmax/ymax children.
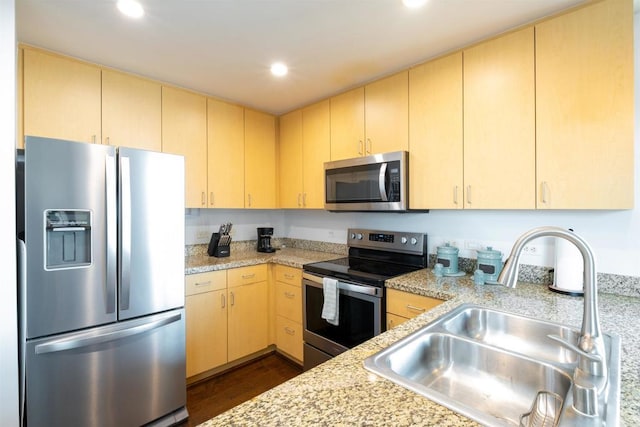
<box><xmin>388</xmin><ymin>319</ymin><xmax>395</xmax><ymax>329</ymax></box>
<box><xmin>248</xmin><ymin>194</ymin><xmax>252</xmax><ymax>207</ymax></box>
<box><xmin>210</xmin><ymin>192</ymin><xmax>214</xmax><ymax>206</ymax></box>
<box><xmin>284</xmin><ymin>327</ymin><xmax>295</xmax><ymax>335</ymax></box>
<box><xmin>541</xmin><ymin>181</ymin><xmax>549</xmax><ymax>204</ymax></box>
<box><xmin>466</xmin><ymin>185</ymin><xmax>472</xmax><ymax>205</ymax></box>
<box><xmin>105</xmin><ymin>136</ymin><xmax>110</xmax><ymax>145</ymax></box>
<box><xmin>230</xmin><ymin>291</ymin><xmax>235</xmax><ymax>306</ymax></box>
<box><xmin>284</xmin><ymin>273</ymin><xmax>295</xmax><ymax>279</ymax></box>
<box><xmin>302</xmin><ymin>193</ymin><xmax>307</xmax><ymax>207</ymax></box>
<box><xmin>221</xmin><ymin>293</ymin><xmax>226</xmax><ymax>308</ymax></box>
<box><xmin>453</xmin><ymin>186</ymin><xmax>458</xmax><ymax>205</ymax></box>
<box><xmin>284</xmin><ymin>291</ymin><xmax>295</xmax><ymax>299</ymax></box>
<box><xmin>201</xmin><ymin>192</ymin><xmax>206</xmax><ymax>207</ymax></box>
<box><xmin>366</xmin><ymin>138</ymin><xmax>372</xmax><ymax>154</ymax></box>
<box><xmin>241</xmin><ymin>273</ymin><xmax>255</xmax><ymax>280</ymax></box>
<box><xmin>195</xmin><ymin>280</ymin><xmax>211</xmax><ymax>287</ymax></box>
<box><xmin>297</xmin><ymin>193</ymin><xmax>302</xmax><ymax>207</ymax></box>
<box><xmin>358</xmin><ymin>140</ymin><xmax>364</xmax><ymax>155</ymax></box>
<box><xmin>406</xmin><ymin>304</ymin><xmax>426</xmax><ymax>313</ymax></box>
<box><xmin>91</xmin><ymin>135</ymin><xmax>96</xmax><ymax>144</ymax></box>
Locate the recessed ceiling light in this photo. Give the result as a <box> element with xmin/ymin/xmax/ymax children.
<box><xmin>117</xmin><ymin>0</ymin><xmax>144</xmax><ymax>19</ymax></box>
<box><xmin>402</xmin><ymin>0</ymin><xmax>428</xmax><ymax>9</ymax></box>
<box><xmin>270</xmin><ymin>62</ymin><xmax>288</xmax><ymax>77</ymax></box>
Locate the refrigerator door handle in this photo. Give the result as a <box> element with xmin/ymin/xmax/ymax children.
<box><xmin>34</xmin><ymin>312</ymin><xmax>182</xmax><ymax>355</ymax></box>
<box><xmin>105</xmin><ymin>155</ymin><xmax>117</xmax><ymax>314</ymax></box>
<box><xmin>120</xmin><ymin>155</ymin><xmax>132</xmax><ymax>311</ymax></box>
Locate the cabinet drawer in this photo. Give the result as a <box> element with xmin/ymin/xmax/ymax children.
<box><xmin>275</xmin><ymin>282</ymin><xmax>302</xmax><ymax>323</ymax></box>
<box><xmin>386</xmin><ymin>288</ymin><xmax>443</xmax><ymax>319</ymax></box>
<box><xmin>185</xmin><ymin>270</ymin><xmax>227</xmax><ymax>296</ymax></box>
<box><xmin>274</xmin><ymin>265</ymin><xmax>302</xmax><ymax>287</ymax></box>
<box><xmin>386</xmin><ymin>312</ymin><xmax>408</xmax><ymax>330</ymax></box>
<box><xmin>276</xmin><ymin>316</ymin><xmax>303</xmax><ymax>361</ymax></box>
<box><xmin>227</xmin><ymin>264</ymin><xmax>268</xmax><ymax>286</ymax></box>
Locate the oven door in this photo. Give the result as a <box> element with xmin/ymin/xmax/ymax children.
<box><xmin>302</xmin><ymin>273</ymin><xmax>383</xmax><ymax>363</ymax></box>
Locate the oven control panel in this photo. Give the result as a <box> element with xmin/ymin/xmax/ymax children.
<box><xmin>348</xmin><ymin>228</ymin><xmax>426</xmax><ymax>255</ymax></box>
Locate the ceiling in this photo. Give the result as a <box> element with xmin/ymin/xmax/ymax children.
<box><xmin>15</xmin><ymin>0</ymin><xmax>603</xmax><ymax>115</ymax></box>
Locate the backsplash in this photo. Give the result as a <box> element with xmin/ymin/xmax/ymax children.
<box><xmin>185</xmin><ymin>239</ymin><xmax>638</xmax><ymax>298</ymax></box>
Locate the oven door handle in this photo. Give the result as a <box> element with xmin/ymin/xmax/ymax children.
<box><xmin>303</xmin><ymin>273</ymin><xmax>381</xmax><ymax>297</ymax></box>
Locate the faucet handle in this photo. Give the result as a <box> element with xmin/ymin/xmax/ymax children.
<box><xmin>548</xmin><ymin>334</ymin><xmax>602</xmax><ymax>363</ymax></box>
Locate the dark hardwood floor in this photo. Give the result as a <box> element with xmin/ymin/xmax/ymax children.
<box><xmin>183</xmin><ymin>353</ymin><xmax>303</xmax><ymax>426</ymax></box>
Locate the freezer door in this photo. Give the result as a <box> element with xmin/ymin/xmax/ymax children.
<box><xmin>118</xmin><ymin>148</ymin><xmax>185</xmax><ymax>320</ymax></box>
<box><xmin>22</xmin><ymin>137</ymin><xmax>118</xmax><ymax>339</ymax></box>
<box><xmin>25</xmin><ymin>309</ymin><xmax>186</xmax><ymax>427</ymax></box>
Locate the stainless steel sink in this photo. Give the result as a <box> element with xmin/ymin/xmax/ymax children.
<box><xmin>364</xmin><ymin>303</ymin><xmax>621</xmax><ymax>426</ymax></box>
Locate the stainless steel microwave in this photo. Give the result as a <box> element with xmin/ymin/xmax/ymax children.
<box><xmin>324</xmin><ymin>151</ymin><xmax>408</xmax><ymax>212</ymax></box>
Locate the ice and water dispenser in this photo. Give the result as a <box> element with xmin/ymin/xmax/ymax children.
<box><xmin>44</xmin><ymin>209</ymin><xmax>92</xmax><ymax>270</ymax></box>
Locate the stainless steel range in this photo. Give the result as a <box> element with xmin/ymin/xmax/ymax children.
<box><xmin>302</xmin><ymin>228</ymin><xmax>427</xmax><ymax>370</ymax></box>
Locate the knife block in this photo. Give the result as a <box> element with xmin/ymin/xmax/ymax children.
<box><xmin>207</xmin><ymin>232</ymin><xmax>231</xmax><ymax>258</ymax></box>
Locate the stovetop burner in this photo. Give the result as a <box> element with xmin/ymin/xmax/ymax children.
<box><xmin>303</xmin><ymin>228</ymin><xmax>428</xmax><ymax>286</ymax></box>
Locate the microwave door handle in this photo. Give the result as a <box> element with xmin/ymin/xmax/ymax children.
<box><xmin>378</xmin><ymin>162</ymin><xmax>389</xmax><ymax>202</ymax></box>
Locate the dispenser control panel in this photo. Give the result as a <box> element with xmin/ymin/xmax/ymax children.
<box><xmin>44</xmin><ymin>209</ymin><xmax>92</xmax><ymax>270</ymax></box>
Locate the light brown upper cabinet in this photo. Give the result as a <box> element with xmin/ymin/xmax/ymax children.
<box><xmin>330</xmin><ymin>72</ymin><xmax>408</xmax><ymax>161</ymax></box>
<box><xmin>161</xmin><ymin>87</ymin><xmax>208</xmax><ymax>208</ymax></box>
<box><xmin>278</xmin><ymin>110</ymin><xmax>303</xmax><ymax>208</ymax></box>
<box><xmin>302</xmin><ymin>100</ymin><xmax>331</xmax><ymax>208</ymax></box>
<box><xmin>364</xmin><ymin>71</ymin><xmax>409</xmax><ymax>156</ymax></box>
<box><xmin>244</xmin><ymin>109</ymin><xmax>277</xmax><ymax>208</ymax></box>
<box><xmin>463</xmin><ymin>27</ymin><xmax>536</xmax><ymax>209</ymax></box>
<box><xmin>22</xmin><ymin>48</ymin><xmax>101</xmax><ymax>146</ymax></box>
<box><xmin>330</xmin><ymin>87</ymin><xmax>365</xmax><ymax>160</ymax></box>
<box><xmin>102</xmin><ymin>69</ymin><xmax>162</xmax><ymax>151</ymax></box>
<box><xmin>409</xmin><ymin>52</ymin><xmax>463</xmax><ymax>209</ymax></box>
<box><xmin>207</xmin><ymin>98</ymin><xmax>245</xmax><ymax>208</ymax></box>
<box><xmin>535</xmin><ymin>0</ymin><xmax>634</xmax><ymax>209</ymax></box>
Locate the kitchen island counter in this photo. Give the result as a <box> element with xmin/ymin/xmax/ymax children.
<box><xmin>200</xmin><ymin>269</ymin><xmax>640</xmax><ymax>426</ymax></box>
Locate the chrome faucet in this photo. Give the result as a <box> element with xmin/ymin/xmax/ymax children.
<box><xmin>497</xmin><ymin>226</ymin><xmax>607</xmax><ymax>416</ymax></box>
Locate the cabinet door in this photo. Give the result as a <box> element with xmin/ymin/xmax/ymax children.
<box><xmin>276</xmin><ymin>316</ymin><xmax>303</xmax><ymax>361</ymax></box>
<box><xmin>228</xmin><ymin>280</ymin><xmax>268</xmax><ymax>361</ymax></box>
<box><xmin>409</xmin><ymin>52</ymin><xmax>463</xmax><ymax>209</ymax></box>
<box><xmin>386</xmin><ymin>288</ymin><xmax>443</xmax><ymax>319</ymax></box>
<box><xmin>536</xmin><ymin>0</ymin><xmax>633</xmax><ymax>209</ymax></box>
<box><xmin>245</xmin><ymin>109</ymin><xmax>276</xmax><ymax>208</ymax></box>
<box><xmin>162</xmin><ymin>87</ymin><xmax>208</xmax><ymax>208</ymax></box>
<box><xmin>23</xmin><ymin>48</ymin><xmax>101</xmax><ymax>145</ymax></box>
<box><xmin>302</xmin><ymin>100</ymin><xmax>331</xmax><ymax>208</ymax></box>
<box><xmin>463</xmin><ymin>27</ymin><xmax>535</xmax><ymax>209</ymax></box>
<box><xmin>102</xmin><ymin>69</ymin><xmax>162</xmax><ymax>151</ymax></box>
<box><xmin>185</xmin><ymin>289</ymin><xmax>227</xmax><ymax>377</ymax></box>
<box><xmin>207</xmin><ymin>98</ymin><xmax>245</xmax><ymax>208</ymax></box>
<box><xmin>278</xmin><ymin>110</ymin><xmax>303</xmax><ymax>208</ymax></box>
<box><xmin>364</xmin><ymin>71</ymin><xmax>409</xmax><ymax>155</ymax></box>
<box><xmin>330</xmin><ymin>87</ymin><xmax>365</xmax><ymax>160</ymax></box>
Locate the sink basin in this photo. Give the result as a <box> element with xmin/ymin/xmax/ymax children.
<box><xmin>364</xmin><ymin>303</ymin><xmax>621</xmax><ymax>426</ymax></box>
<box><xmin>381</xmin><ymin>332</ymin><xmax>571</xmax><ymax>426</ymax></box>
<box><xmin>441</xmin><ymin>305</ymin><xmax>579</xmax><ymax>366</ymax></box>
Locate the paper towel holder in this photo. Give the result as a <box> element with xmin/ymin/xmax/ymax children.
<box><xmin>549</xmin><ymin>228</ymin><xmax>585</xmax><ymax>297</ymax></box>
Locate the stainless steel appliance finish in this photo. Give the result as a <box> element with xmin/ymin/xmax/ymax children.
<box><xmin>302</xmin><ymin>228</ymin><xmax>427</xmax><ymax>371</ymax></box>
<box><xmin>17</xmin><ymin>136</ymin><xmax>187</xmax><ymax>426</ymax></box>
<box><xmin>324</xmin><ymin>151</ymin><xmax>413</xmax><ymax>212</ymax></box>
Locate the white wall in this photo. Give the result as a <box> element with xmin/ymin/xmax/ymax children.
<box><xmin>0</xmin><ymin>0</ymin><xmax>19</xmax><ymax>425</ymax></box>
<box><xmin>190</xmin><ymin>11</ymin><xmax>640</xmax><ymax>278</ymax></box>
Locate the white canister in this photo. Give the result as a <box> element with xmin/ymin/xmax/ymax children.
<box><xmin>551</xmin><ymin>230</ymin><xmax>584</xmax><ymax>295</ymax></box>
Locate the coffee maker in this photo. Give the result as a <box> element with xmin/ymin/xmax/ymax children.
<box><xmin>257</xmin><ymin>227</ymin><xmax>275</xmax><ymax>253</ymax></box>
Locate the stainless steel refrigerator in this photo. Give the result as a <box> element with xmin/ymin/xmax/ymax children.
<box><xmin>16</xmin><ymin>136</ymin><xmax>188</xmax><ymax>426</ymax></box>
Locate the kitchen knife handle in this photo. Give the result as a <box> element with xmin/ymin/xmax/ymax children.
<box><xmin>105</xmin><ymin>154</ymin><xmax>117</xmax><ymax>314</ymax></box>
<box><xmin>120</xmin><ymin>155</ymin><xmax>132</xmax><ymax>311</ymax></box>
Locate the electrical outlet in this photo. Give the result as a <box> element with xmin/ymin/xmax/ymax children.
<box><xmin>522</xmin><ymin>244</ymin><xmax>542</xmax><ymax>256</ymax></box>
<box><xmin>465</xmin><ymin>240</ymin><xmax>483</xmax><ymax>251</ymax></box>
<box><xmin>196</xmin><ymin>230</ymin><xmax>210</xmax><ymax>240</ymax></box>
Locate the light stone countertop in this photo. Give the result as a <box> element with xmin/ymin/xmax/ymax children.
<box><xmin>190</xmin><ymin>251</ymin><xmax>640</xmax><ymax>427</ymax></box>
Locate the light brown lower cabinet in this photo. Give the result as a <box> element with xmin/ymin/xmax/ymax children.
<box><xmin>273</xmin><ymin>265</ymin><xmax>303</xmax><ymax>362</ymax></box>
<box><xmin>386</xmin><ymin>288</ymin><xmax>443</xmax><ymax>328</ymax></box>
